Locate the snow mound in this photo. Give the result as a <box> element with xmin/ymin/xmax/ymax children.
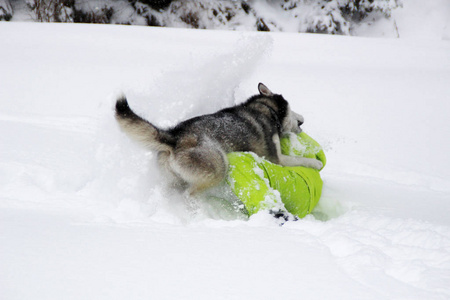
<box><xmin>1</xmin><ymin>22</ymin><xmax>450</xmax><ymax>299</ymax></box>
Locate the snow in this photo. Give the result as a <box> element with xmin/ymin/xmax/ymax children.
<box><xmin>1</xmin><ymin>19</ymin><xmax>450</xmax><ymax>300</ymax></box>
<box><xmin>393</xmin><ymin>0</ymin><xmax>450</xmax><ymax>40</ymax></box>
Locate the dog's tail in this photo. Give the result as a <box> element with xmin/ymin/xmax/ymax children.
<box><xmin>115</xmin><ymin>96</ymin><xmax>173</xmax><ymax>152</ymax></box>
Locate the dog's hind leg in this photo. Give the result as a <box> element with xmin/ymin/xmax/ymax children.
<box><xmin>169</xmin><ymin>143</ymin><xmax>229</xmax><ymax>196</ymax></box>
<box><xmin>157</xmin><ymin>151</ymin><xmax>189</xmax><ymax>192</ymax></box>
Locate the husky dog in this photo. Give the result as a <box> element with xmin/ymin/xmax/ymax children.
<box><xmin>115</xmin><ymin>83</ymin><xmax>323</xmax><ymax>194</ymax></box>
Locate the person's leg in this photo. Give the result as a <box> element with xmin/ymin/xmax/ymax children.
<box><xmin>227</xmin><ymin>152</ymin><xmax>317</xmax><ymax>218</ymax></box>
<box><xmin>227</xmin><ymin>152</ymin><xmax>285</xmax><ymax>216</ymax></box>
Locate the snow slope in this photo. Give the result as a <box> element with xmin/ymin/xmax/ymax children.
<box><xmin>1</xmin><ymin>22</ymin><xmax>450</xmax><ymax>299</ymax></box>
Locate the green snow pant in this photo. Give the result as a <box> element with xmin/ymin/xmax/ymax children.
<box><xmin>226</xmin><ymin>132</ymin><xmax>326</xmax><ymax>218</ymax></box>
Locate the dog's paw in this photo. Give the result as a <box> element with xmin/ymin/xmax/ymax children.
<box><xmin>310</xmin><ymin>159</ymin><xmax>323</xmax><ymax>170</ymax></box>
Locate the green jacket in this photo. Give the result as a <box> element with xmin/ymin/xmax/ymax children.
<box><xmin>226</xmin><ymin>132</ymin><xmax>326</xmax><ymax>218</ymax></box>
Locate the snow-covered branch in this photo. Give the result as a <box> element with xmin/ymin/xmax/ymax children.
<box><xmin>5</xmin><ymin>0</ymin><xmax>402</xmax><ymax>36</ymax></box>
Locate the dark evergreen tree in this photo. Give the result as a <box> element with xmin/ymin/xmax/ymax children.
<box><xmin>0</xmin><ymin>0</ymin><xmax>13</xmax><ymax>20</ymax></box>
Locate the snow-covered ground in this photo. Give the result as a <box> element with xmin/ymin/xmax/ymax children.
<box><xmin>1</xmin><ymin>20</ymin><xmax>450</xmax><ymax>299</ymax></box>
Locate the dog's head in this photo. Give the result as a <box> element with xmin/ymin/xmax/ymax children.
<box><xmin>258</xmin><ymin>83</ymin><xmax>304</xmax><ymax>134</ymax></box>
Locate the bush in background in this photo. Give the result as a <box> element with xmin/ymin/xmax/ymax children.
<box><xmin>4</xmin><ymin>0</ymin><xmax>402</xmax><ymax>36</ymax></box>
<box><xmin>0</xmin><ymin>0</ymin><xmax>13</xmax><ymax>20</ymax></box>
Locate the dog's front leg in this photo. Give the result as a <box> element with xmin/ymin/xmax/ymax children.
<box><xmin>279</xmin><ymin>155</ymin><xmax>323</xmax><ymax>170</ymax></box>
<box><xmin>272</xmin><ymin>134</ymin><xmax>323</xmax><ymax>170</ymax></box>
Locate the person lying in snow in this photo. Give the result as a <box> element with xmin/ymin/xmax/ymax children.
<box><xmin>225</xmin><ymin>132</ymin><xmax>326</xmax><ymax>220</ymax></box>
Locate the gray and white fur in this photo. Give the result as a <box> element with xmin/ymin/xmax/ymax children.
<box><xmin>115</xmin><ymin>83</ymin><xmax>323</xmax><ymax>194</ymax></box>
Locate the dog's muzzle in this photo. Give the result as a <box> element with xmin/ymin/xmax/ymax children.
<box><xmin>297</xmin><ymin>120</ymin><xmax>303</xmax><ymax>133</ymax></box>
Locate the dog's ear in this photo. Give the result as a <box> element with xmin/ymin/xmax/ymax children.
<box><xmin>258</xmin><ymin>83</ymin><xmax>273</xmax><ymax>97</ymax></box>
